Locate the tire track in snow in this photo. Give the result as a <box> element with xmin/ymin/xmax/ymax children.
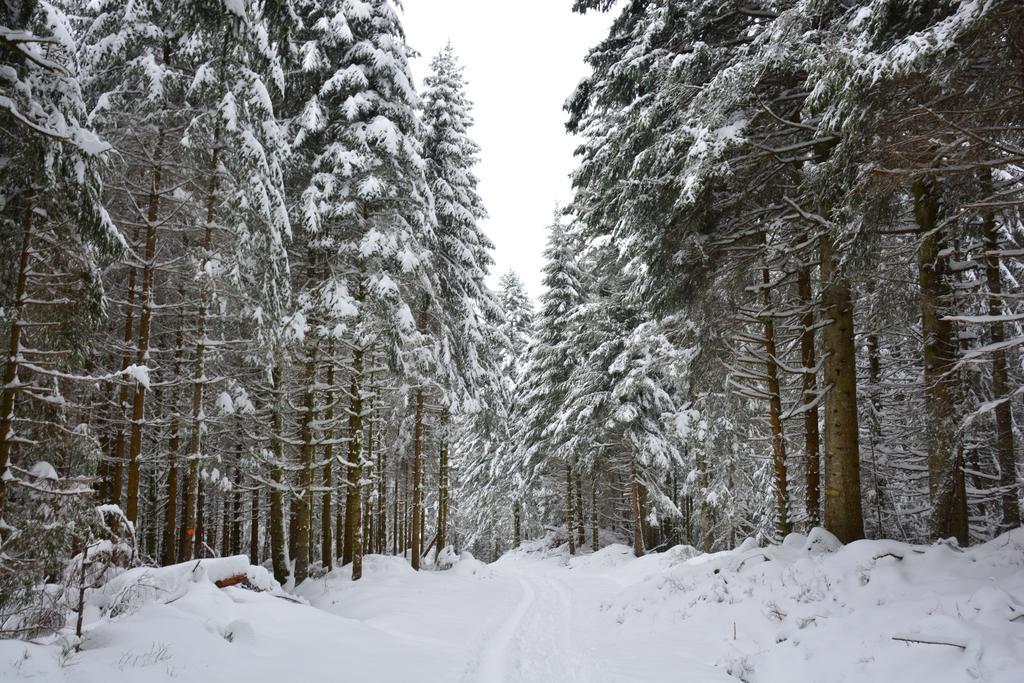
<box><xmin>470</xmin><ymin>577</ymin><xmax>536</xmax><ymax>683</ymax></box>
<box><xmin>466</xmin><ymin>571</ymin><xmax>590</xmax><ymax>683</ymax></box>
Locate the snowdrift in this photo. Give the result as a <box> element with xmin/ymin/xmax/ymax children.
<box><xmin>500</xmin><ymin>527</ymin><xmax>1024</xmax><ymax>682</ymax></box>
<box><xmin>2</xmin><ymin>531</ymin><xmax>1022</xmax><ymax>682</ymax></box>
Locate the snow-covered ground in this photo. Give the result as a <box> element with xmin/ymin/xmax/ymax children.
<box><xmin>3</xmin><ymin>529</ymin><xmax>1024</xmax><ymax>682</ymax></box>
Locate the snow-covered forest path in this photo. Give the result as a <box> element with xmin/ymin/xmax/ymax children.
<box><xmin>299</xmin><ymin>547</ymin><xmax>732</xmax><ymax>683</ymax></box>
<box><xmin>4</xmin><ymin>531</ymin><xmax>1023</xmax><ymax>682</ymax></box>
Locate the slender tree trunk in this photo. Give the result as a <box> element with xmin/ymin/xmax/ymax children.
<box><xmin>348</xmin><ymin>348</ymin><xmax>365</xmax><ymax>579</ymax></box>
<box><xmin>125</xmin><ymin>130</ymin><xmax>165</xmax><ymax>523</ymax></box>
<box><xmin>181</xmin><ymin>125</ymin><xmax>221</xmax><ymax>561</ymax></box>
<box><xmin>696</xmin><ymin>446</ymin><xmax>714</xmax><ymax>552</ymax></box>
<box><xmin>110</xmin><ymin>226</ymin><xmax>141</xmax><ymax>507</ymax></box>
<box><xmin>566</xmin><ymin>464</ymin><xmax>576</xmax><ymax>555</ymax></box>
<box><xmin>268</xmin><ymin>363</ymin><xmax>289</xmax><ymax>583</ymax></box>
<box><xmin>866</xmin><ymin>332</ymin><xmax>886</xmax><ymax>536</ymax></box>
<box><xmin>914</xmin><ymin>179</ymin><xmax>968</xmax><ymax>545</ymax></box>
<box><xmin>575</xmin><ymin>475</ymin><xmax>586</xmax><ymax>547</ymax></box>
<box><xmin>513</xmin><ymin>502</ymin><xmax>521</xmax><ymax>547</ymax></box>
<box><xmin>798</xmin><ymin>253</ymin><xmax>821</xmax><ymax>529</ymax></box>
<box><xmin>321</xmin><ymin>356</ymin><xmax>336</xmax><ymax>569</ymax></box>
<box><xmin>411</xmin><ymin>383</ymin><xmax>424</xmax><ymax>570</ymax></box>
<box><xmin>293</xmin><ymin>322</ymin><xmax>319</xmax><ymax>585</ymax></box>
<box><xmin>250</xmin><ymin>487</ymin><xmax>260</xmax><ymax>565</ymax></box>
<box><xmin>194</xmin><ymin>479</ymin><xmax>205</xmax><ymax>558</ymax></box>
<box><xmin>436</xmin><ymin>416</ymin><xmax>449</xmax><ymax>559</ymax></box>
<box><xmin>819</xmin><ymin>224</ymin><xmax>865</xmax><ymax>543</ymax></box>
<box><xmin>230</xmin><ymin>459</ymin><xmax>242</xmax><ymax>556</ymax></box>
<box><xmin>376</xmin><ymin>420</ymin><xmax>387</xmax><ymax>556</ymax></box>
<box><xmin>0</xmin><ymin>191</ymin><xmax>35</xmax><ymax>520</ymax></box>
<box><xmin>162</xmin><ymin>314</ymin><xmax>185</xmax><ymax>566</ymax></box>
<box><xmin>591</xmin><ymin>478</ymin><xmax>599</xmax><ymax>552</ymax></box>
<box><xmin>630</xmin><ymin>459</ymin><xmax>645</xmax><ymax>558</ymax></box>
<box><xmin>981</xmin><ymin>172</ymin><xmax>1021</xmax><ymax>531</ymax></box>
<box><xmin>392</xmin><ymin>470</ymin><xmax>400</xmax><ymax>556</ymax></box>
<box><xmin>761</xmin><ymin>257</ymin><xmax>791</xmax><ymax>540</ymax></box>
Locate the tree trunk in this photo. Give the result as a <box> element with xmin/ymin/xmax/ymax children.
<box><xmin>321</xmin><ymin>356</ymin><xmax>336</xmax><ymax>569</ymax></box>
<box><xmin>162</xmin><ymin>312</ymin><xmax>184</xmax><ymax>566</ymax></box>
<box><xmin>392</xmin><ymin>470</ymin><xmax>400</xmax><ymax>556</ymax></box>
<box><xmin>0</xmin><ymin>191</ymin><xmax>34</xmax><ymax>520</ymax></box>
<box><xmin>109</xmin><ymin>226</ymin><xmax>141</xmax><ymax>508</ymax></box>
<box><xmin>293</xmin><ymin>324</ymin><xmax>319</xmax><ymax>585</ymax></box>
<box><xmin>866</xmin><ymin>331</ymin><xmax>887</xmax><ymax>536</ymax></box>
<box><xmin>411</xmin><ymin>383</ymin><xmax>424</xmax><ymax>570</ymax></box>
<box><xmin>230</xmin><ymin>459</ymin><xmax>242</xmax><ymax>556</ymax></box>
<box><xmin>630</xmin><ymin>459</ymin><xmax>645</xmax><ymax>558</ymax></box>
<box><xmin>819</xmin><ymin>225</ymin><xmax>865</xmax><ymax>543</ymax></box>
<box><xmin>375</xmin><ymin>415</ymin><xmax>387</xmax><ymax>557</ymax></box>
<box><xmin>268</xmin><ymin>363</ymin><xmax>289</xmax><ymax>583</ymax></box>
<box><xmin>566</xmin><ymin>464</ymin><xmax>576</xmax><ymax>555</ymax></box>
<box><xmin>798</xmin><ymin>253</ymin><xmax>821</xmax><ymax>529</ymax></box>
<box><xmin>914</xmin><ymin>179</ymin><xmax>968</xmax><ymax>545</ymax></box>
<box><xmin>250</xmin><ymin>486</ymin><xmax>260</xmax><ymax>565</ymax></box>
<box><xmin>591</xmin><ymin>478</ymin><xmax>599</xmax><ymax>552</ymax></box>
<box><xmin>981</xmin><ymin>172</ymin><xmax>1021</xmax><ymax>531</ymax></box>
<box><xmin>194</xmin><ymin>479</ymin><xmax>205</xmax><ymax>558</ymax></box>
<box><xmin>348</xmin><ymin>348</ymin><xmax>365</xmax><ymax>580</ymax></box>
<box><xmin>436</xmin><ymin>416</ymin><xmax>449</xmax><ymax>560</ymax></box>
<box><xmin>762</xmin><ymin>258</ymin><xmax>791</xmax><ymax>540</ymax></box>
<box><xmin>125</xmin><ymin>129</ymin><xmax>165</xmax><ymax>523</ymax></box>
<box><xmin>181</xmin><ymin>125</ymin><xmax>221</xmax><ymax>562</ymax></box>
<box><xmin>575</xmin><ymin>474</ymin><xmax>586</xmax><ymax>547</ymax></box>
<box><xmin>696</xmin><ymin>447</ymin><xmax>714</xmax><ymax>552</ymax></box>
<box><xmin>513</xmin><ymin>502</ymin><xmax>521</xmax><ymax>547</ymax></box>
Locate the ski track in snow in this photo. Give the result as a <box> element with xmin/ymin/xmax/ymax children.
<box><xmin>468</xmin><ymin>572</ymin><xmax>586</xmax><ymax>683</ymax></box>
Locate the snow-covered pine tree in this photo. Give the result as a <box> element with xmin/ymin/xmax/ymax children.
<box><xmin>0</xmin><ymin>0</ymin><xmax>122</xmax><ymax>627</ymax></box>
<box><xmin>286</xmin><ymin>0</ymin><xmax>435</xmax><ymax>581</ymax></box>
<box><xmin>420</xmin><ymin>43</ymin><xmax>497</xmax><ymax>559</ymax></box>
<box><xmin>457</xmin><ymin>271</ymin><xmax>533</xmax><ymax>555</ymax></box>
<box><xmin>519</xmin><ymin>213</ymin><xmax>586</xmax><ymax>551</ymax></box>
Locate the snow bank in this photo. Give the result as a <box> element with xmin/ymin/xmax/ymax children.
<box><xmin>95</xmin><ymin>555</ymin><xmax>284</xmax><ymax>618</ymax></box>
<box><xmin>0</xmin><ymin>555</ymin><xmax>446</xmax><ymax>682</ymax></box>
<box><xmin>4</xmin><ymin>533</ymin><xmax>1021</xmax><ymax>682</ymax></box>
<box><xmin>571</xmin><ymin>528</ymin><xmax>1024</xmax><ymax>682</ymax></box>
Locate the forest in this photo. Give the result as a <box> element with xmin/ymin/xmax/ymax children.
<box><xmin>1</xmin><ymin>1</ymin><xmax>1023</xmax><ymax>680</ymax></box>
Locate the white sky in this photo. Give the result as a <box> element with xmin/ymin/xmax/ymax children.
<box><xmin>402</xmin><ymin>1</ymin><xmax>613</xmax><ymax>298</ymax></box>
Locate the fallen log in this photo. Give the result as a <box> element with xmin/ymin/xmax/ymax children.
<box><xmin>214</xmin><ymin>573</ymin><xmax>250</xmax><ymax>589</ymax></box>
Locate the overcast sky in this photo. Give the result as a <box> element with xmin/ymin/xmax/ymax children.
<box><xmin>402</xmin><ymin>1</ymin><xmax>613</xmax><ymax>298</ymax></box>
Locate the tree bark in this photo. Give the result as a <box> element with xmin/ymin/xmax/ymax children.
<box><xmin>321</xmin><ymin>355</ymin><xmax>336</xmax><ymax>569</ymax></box>
<box><xmin>293</xmin><ymin>321</ymin><xmax>319</xmax><ymax>585</ymax></box>
<box><xmin>162</xmin><ymin>313</ymin><xmax>185</xmax><ymax>566</ymax></box>
<box><xmin>109</xmin><ymin>226</ymin><xmax>142</xmax><ymax>507</ymax></box>
<box><xmin>411</xmin><ymin>382</ymin><xmax>424</xmax><ymax>570</ymax></box>
<box><xmin>591</xmin><ymin>478</ymin><xmax>599</xmax><ymax>552</ymax></box>
<box><xmin>575</xmin><ymin>474</ymin><xmax>586</xmax><ymax>547</ymax></box>
<box><xmin>566</xmin><ymin>464</ymin><xmax>576</xmax><ymax>555</ymax></box>
<box><xmin>980</xmin><ymin>171</ymin><xmax>1021</xmax><ymax>532</ymax></box>
<box><xmin>268</xmin><ymin>363</ymin><xmax>289</xmax><ymax>583</ymax></box>
<box><xmin>513</xmin><ymin>502</ymin><xmax>521</xmax><ymax>547</ymax></box>
<box><xmin>0</xmin><ymin>190</ymin><xmax>35</xmax><ymax>520</ymax></box>
<box><xmin>630</xmin><ymin>459</ymin><xmax>645</xmax><ymax>558</ymax></box>
<box><xmin>436</xmin><ymin>425</ymin><xmax>449</xmax><ymax>560</ymax></box>
<box><xmin>798</xmin><ymin>253</ymin><xmax>821</xmax><ymax>529</ymax></box>
<box><xmin>125</xmin><ymin>130</ymin><xmax>165</xmax><ymax>523</ymax></box>
<box><xmin>819</xmin><ymin>224</ymin><xmax>865</xmax><ymax>543</ymax></box>
<box><xmin>761</xmin><ymin>257</ymin><xmax>791</xmax><ymax>540</ymax></box>
<box><xmin>348</xmin><ymin>348</ymin><xmax>365</xmax><ymax>579</ymax></box>
<box><xmin>180</xmin><ymin>125</ymin><xmax>221</xmax><ymax>561</ymax></box>
<box><xmin>914</xmin><ymin>179</ymin><xmax>968</xmax><ymax>545</ymax></box>
<box><xmin>250</xmin><ymin>486</ymin><xmax>260</xmax><ymax>565</ymax></box>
